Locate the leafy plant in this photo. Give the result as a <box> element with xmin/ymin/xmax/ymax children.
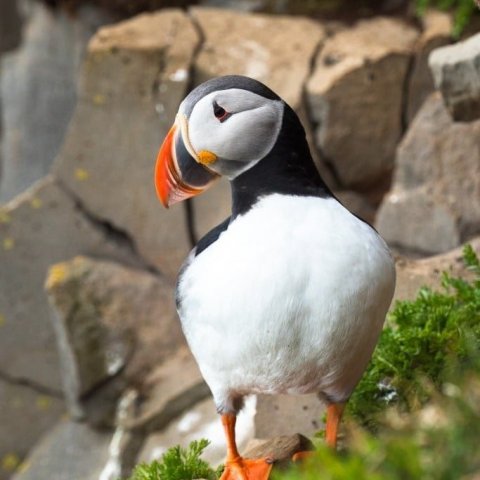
<box><xmin>127</xmin><ymin>439</ymin><xmax>222</xmax><ymax>480</ymax></box>
<box><xmin>415</xmin><ymin>0</ymin><xmax>479</xmax><ymax>37</ymax></box>
<box><xmin>349</xmin><ymin>244</ymin><xmax>480</xmax><ymax>428</ymax></box>
<box><xmin>274</xmin><ymin>374</ymin><xmax>480</xmax><ymax>479</ymax></box>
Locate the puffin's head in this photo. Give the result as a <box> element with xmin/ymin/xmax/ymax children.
<box><xmin>155</xmin><ymin>75</ymin><xmax>285</xmax><ymax>207</ymax></box>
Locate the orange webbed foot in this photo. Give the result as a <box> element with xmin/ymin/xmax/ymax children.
<box><xmin>220</xmin><ymin>456</ymin><xmax>273</xmax><ymax>480</ymax></box>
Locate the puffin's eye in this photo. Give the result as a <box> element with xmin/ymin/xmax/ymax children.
<box><xmin>213</xmin><ymin>102</ymin><xmax>230</xmax><ymax>122</ymax></box>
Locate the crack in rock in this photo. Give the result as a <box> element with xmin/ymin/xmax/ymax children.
<box><xmin>0</xmin><ymin>369</ymin><xmax>63</xmax><ymax>398</ymax></box>
<box><xmin>55</xmin><ymin>177</ymin><xmax>160</xmax><ymax>275</ymax></box>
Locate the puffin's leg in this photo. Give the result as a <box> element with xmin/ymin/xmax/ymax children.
<box><xmin>325</xmin><ymin>402</ymin><xmax>345</xmax><ymax>448</ymax></box>
<box><xmin>292</xmin><ymin>402</ymin><xmax>345</xmax><ymax>462</ymax></box>
<box><xmin>220</xmin><ymin>413</ymin><xmax>273</xmax><ymax>480</ymax></box>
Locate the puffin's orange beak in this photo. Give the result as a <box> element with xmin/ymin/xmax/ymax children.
<box><xmin>154</xmin><ymin>120</ymin><xmax>218</xmax><ymax>208</ymax></box>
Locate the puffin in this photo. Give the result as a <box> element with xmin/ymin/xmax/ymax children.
<box><xmin>154</xmin><ymin>75</ymin><xmax>396</xmax><ymax>480</ymax></box>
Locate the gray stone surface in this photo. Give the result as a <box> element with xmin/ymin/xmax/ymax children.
<box><xmin>191</xmin><ymin>7</ymin><xmax>325</xmax><ymax>110</ymax></box>
<box><xmin>393</xmin><ymin>237</ymin><xmax>480</xmax><ymax>303</ymax></box>
<box><xmin>11</xmin><ymin>420</ymin><xmax>111</xmax><ymax>480</ymax></box>
<box><xmin>0</xmin><ymin>1</ymin><xmax>114</xmax><ymax>202</ymax></box>
<box><xmin>0</xmin><ymin>176</ymin><xmax>137</xmax><ymax>392</ymax></box>
<box><xmin>407</xmin><ymin>9</ymin><xmax>452</xmax><ymax>123</ymax></box>
<box><xmin>97</xmin><ymin>389</ymin><xmax>143</xmax><ymax>480</ymax></box>
<box><xmin>54</xmin><ymin>10</ymin><xmax>199</xmax><ymax>279</ymax></box>
<box><xmin>193</xmin><ymin>178</ymin><xmax>231</xmax><ymax>240</ymax></box>
<box><xmin>0</xmin><ymin>380</ymin><xmax>64</xmax><ymax>480</ymax></box>
<box><xmin>127</xmin><ymin>347</ymin><xmax>210</xmax><ymax>434</ymax></box>
<box><xmin>376</xmin><ymin>93</ymin><xmax>480</xmax><ymax>255</ymax></box>
<box><xmin>335</xmin><ymin>190</ymin><xmax>377</xmax><ymax>225</ymax></box>
<box><xmin>45</xmin><ymin>255</ymin><xmax>183</xmax><ymax>418</ymax></box>
<box><xmin>255</xmin><ymin>394</ymin><xmax>325</xmax><ymax>439</ymax></box>
<box><xmin>429</xmin><ymin>31</ymin><xmax>480</xmax><ymax>122</ymax></box>
<box><xmin>307</xmin><ymin>17</ymin><xmax>418</xmax><ymax>188</ymax></box>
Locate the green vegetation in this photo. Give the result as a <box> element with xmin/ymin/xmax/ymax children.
<box><xmin>128</xmin><ymin>245</ymin><xmax>480</xmax><ymax>479</ymax></box>
<box><xmin>127</xmin><ymin>439</ymin><xmax>223</xmax><ymax>480</ymax></box>
<box><xmin>415</xmin><ymin>0</ymin><xmax>478</xmax><ymax>37</ymax></box>
<box><xmin>274</xmin><ymin>375</ymin><xmax>480</xmax><ymax>479</ymax></box>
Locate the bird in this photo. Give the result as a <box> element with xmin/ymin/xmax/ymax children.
<box><xmin>154</xmin><ymin>75</ymin><xmax>396</xmax><ymax>480</ymax></box>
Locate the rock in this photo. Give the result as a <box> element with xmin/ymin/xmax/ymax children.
<box><xmin>255</xmin><ymin>394</ymin><xmax>325</xmax><ymax>439</ymax></box>
<box><xmin>138</xmin><ymin>395</ymin><xmax>256</xmax><ymax>467</ymax></box>
<box><xmin>0</xmin><ymin>0</ymin><xmax>22</xmax><ymax>54</ymax></box>
<box><xmin>191</xmin><ymin>7</ymin><xmax>325</xmax><ymax>110</ymax></box>
<box><xmin>192</xmin><ymin>179</ymin><xmax>231</xmax><ymax>240</ymax></box>
<box><xmin>393</xmin><ymin>237</ymin><xmax>480</xmax><ymax>303</ymax></box>
<box><xmin>126</xmin><ymin>347</ymin><xmax>210</xmax><ymax>434</ymax></box>
<box><xmin>0</xmin><ymin>176</ymin><xmax>137</xmax><ymax>392</ymax></box>
<box><xmin>45</xmin><ymin>255</ymin><xmax>184</xmax><ymax>419</ymax></box>
<box><xmin>54</xmin><ymin>10</ymin><xmax>200</xmax><ymax>279</ymax></box>
<box><xmin>307</xmin><ymin>17</ymin><xmax>418</xmax><ymax>188</ymax></box>
<box><xmin>429</xmin><ymin>31</ymin><xmax>480</xmax><ymax>122</ymax></box>
<box><xmin>0</xmin><ymin>380</ymin><xmax>64</xmax><ymax>480</ymax></box>
<box><xmin>97</xmin><ymin>389</ymin><xmax>144</xmax><ymax>479</ymax></box>
<box><xmin>244</xmin><ymin>434</ymin><xmax>314</xmax><ymax>468</ymax></box>
<box><xmin>80</xmin><ymin>375</ymin><xmax>130</xmax><ymax>429</ymax></box>
<box><xmin>0</xmin><ymin>1</ymin><xmax>114</xmax><ymax>202</ymax></box>
<box><xmin>376</xmin><ymin>93</ymin><xmax>480</xmax><ymax>255</ymax></box>
<box><xmin>11</xmin><ymin>420</ymin><xmax>111</xmax><ymax>480</ymax></box>
<box><xmin>335</xmin><ymin>190</ymin><xmax>377</xmax><ymax>225</ymax></box>
<box><xmin>407</xmin><ymin>9</ymin><xmax>452</xmax><ymax>123</ymax></box>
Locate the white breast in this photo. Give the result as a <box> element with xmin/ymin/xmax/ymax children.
<box><xmin>177</xmin><ymin>195</ymin><xmax>395</xmax><ymax>412</ymax></box>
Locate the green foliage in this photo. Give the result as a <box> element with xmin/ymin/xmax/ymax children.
<box><xmin>274</xmin><ymin>374</ymin><xmax>480</xmax><ymax>479</ymax></box>
<box><xmin>415</xmin><ymin>0</ymin><xmax>478</xmax><ymax>37</ymax></box>
<box><xmin>126</xmin><ymin>439</ymin><xmax>222</xmax><ymax>480</ymax></box>
<box><xmin>348</xmin><ymin>245</ymin><xmax>480</xmax><ymax>428</ymax></box>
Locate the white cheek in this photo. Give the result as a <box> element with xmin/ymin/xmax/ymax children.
<box><xmin>189</xmin><ymin>102</ymin><xmax>283</xmax><ymax>162</ymax></box>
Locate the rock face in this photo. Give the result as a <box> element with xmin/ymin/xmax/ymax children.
<box><xmin>54</xmin><ymin>10</ymin><xmax>199</xmax><ymax>279</ymax></box>
<box><xmin>11</xmin><ymin>420</ymin><xmax>111</xmax><ymax>480</ymax></box>
<box><xmin>255</xmin><ymin>394</ymin><xmax>325</xmax><ymax>439</ymax></box>
<box><xmin>0</xmin><ymin>176</ymin><xmax>137</xmax><ymax>392</ymax></box>
<box><xmin>0</xmin><ymin>381</ymin><xmax>64</xmax><ymax>480</ymax></box>
<box><xmin>335</xmin><ymin>190</ymin><xmax>377</xmax><ymax>225</ymax></box>
<box><xmin>307</xmin><ymin>17</ymin><xmax>418</xmax><ymax>188</ymax></box>
<box><xmin>191</xmin><ymin>7</ymin><xmax>325</xmax><ymax>110</ymax></box>
<box><xmin>127</xmin><ymin>348</ymin><xmax>209</xmax><ymax>434</ymax></box>
<box><xmin>0</xmin><ymin>1</ymin><xmax>113</xmax><ymax>202</ymax></box>
<box><xmin>45</xmin><ymin>256</ymin><xmax>183</xmax><ymax>417</ymax></box>
<box><xmin>376</xmin><ymin>93</ymin><xmax>480</xmax><ymax>255</ymax></box>
<box><xmin>192</xmin><ymin>178</ymin><xmax>231</xmax><ymax>240</ymax></box>
<box><xmin>393</xmin><ymin>237</ymin><xmax>480</xmax><ymax>303</ymax></box>
<box><xmin>429</xmin><ymin>31</ymin><xmax>480</xmax><ymax>122</ymax></box>
<box><xmin>406</xmin><ymin>9</ymin><xmax>452</xmax><ymax>123</ymax></box>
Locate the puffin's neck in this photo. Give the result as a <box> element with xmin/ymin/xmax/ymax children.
<box><xmin>230</xmin><ymin>106</ymin><xmax>333</xmax><ymax>218</ymax></box>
